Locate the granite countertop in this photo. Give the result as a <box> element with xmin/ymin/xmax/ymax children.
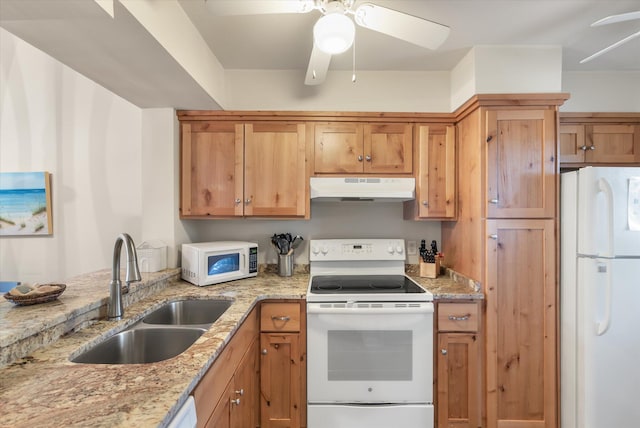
<box><xmin>0</xmin><ymin>266</ymin><xmax>481</xmax><ymax>428</ymax></box>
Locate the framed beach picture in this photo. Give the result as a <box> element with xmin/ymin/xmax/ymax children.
<box><xmin>0</xmin><ymin>172</ymin><xmax>53</xmax><ymax>236</ymax></box>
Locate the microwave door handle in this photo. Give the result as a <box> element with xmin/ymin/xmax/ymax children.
<box><xmin>241</xmin><ymin>253</ymin><xmax>246</xmax><ymax>270</ymax></box>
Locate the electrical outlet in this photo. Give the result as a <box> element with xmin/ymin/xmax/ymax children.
<box><xmin>407</xmin><ymin>240</ymin><xmax>417</xmax><ymax>255</ymax></box>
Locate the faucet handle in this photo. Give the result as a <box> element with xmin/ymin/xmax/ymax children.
<box><xmin>122</xmin><ymin>283</ymin><xmax>130</xmax><ymax>294</ymax></box>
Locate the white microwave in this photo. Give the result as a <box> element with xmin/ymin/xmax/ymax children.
<box><xmin>181</xmin><ymin>241</ymin><xmax>258</xmax><ymax>286</ymax></box>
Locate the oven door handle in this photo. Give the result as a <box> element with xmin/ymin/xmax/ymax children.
<box><xmin>307</xmin><ymin>304</ymin><xmax>433</xmax><ymax>315</ymax></box>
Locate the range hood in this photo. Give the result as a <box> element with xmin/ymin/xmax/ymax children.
<box><xmin>310</xmin><ymin>177</ymin><xmax>415</xmax><ymax>202</ymax></box>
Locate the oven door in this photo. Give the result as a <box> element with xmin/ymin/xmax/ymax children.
<box><xmin>307</xmin><ymin>301</ymin><xmax>434</xmax><ymax>404</ymax></box>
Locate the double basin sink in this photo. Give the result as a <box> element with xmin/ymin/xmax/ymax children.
<box><xmin>71</xmin><ymin>299</ymin><xmax>232</xmax><ymax>364</ymax></box>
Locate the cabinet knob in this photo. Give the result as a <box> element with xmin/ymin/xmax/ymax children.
<box><xmin>489</xmin><ymin>198</ymin><xmax>499</xmax><ymax>204</ymax></box>
<box><xmin>235</xmin><ymin>389</ymin><xmax>244</xmax><ymax>396</ymax></box>
<box><xmin>422</xmin><ymin>201</ymin><xmax>428</xmax><ymax>206</ymax></box>
<box><xmin>245</xmin><ymin>197</ymin><xmax>252</xmax><ymax>205</ymax></box>
<box><xmin>589</xmin><ymin>145</ymin><xmax>596</xmax><ymax>150</ymax></box>
<box><xmin>261</xmin><ymin>348</ymin><xmax>268</xmax><ymax>355</ymax></box>
<box><xmin>489</xmin><ymin>234</ymin><xmax>498</xmax><ymax>240</ymax></box>
<box><xmin>365</xmin><ymin>155</ymin><xmax>372</xmax><ymax>162</ymax></box>
<box><xmin>358</xmin><ymin>155</ymin><xmax>363</xmax><ymax>162</ymax></box>
<box><xmin>231</xmin><ymin>398</ymin><xmax>241</xmax><ymax>406</ymax></box>
<box><xmin>580</xmin><ymin>145</ymin><xmax>588</xmax><ymax>151</ymax></box>
<box><xmin>234</xmin><ymin>198</ymin><xmax>241</xmax><ymax>205</ymax></box>
<box><xmin>441</xmin><ymin>349</ymin><xmax>447</xmax><ymax>355</ymax></box>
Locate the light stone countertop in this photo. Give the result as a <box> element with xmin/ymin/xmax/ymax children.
<box><xmin>0</xmin><ymin>266</ymin><xmax>481</xmax><ymax>428</ymax></box>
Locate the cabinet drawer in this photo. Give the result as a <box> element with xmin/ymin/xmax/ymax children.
<box><xmin>261</xmin><ymin>303</ymin><xmax>300</xmax><ymax>332</ymax></box>
<box><xmin>438</xmin><ymin>302</ymin><xmax>479</xmax><ymax>332</ymax></box>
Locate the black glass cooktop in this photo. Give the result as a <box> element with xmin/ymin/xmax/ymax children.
<box><xmin>309</xmin><ymin>275</ymin><xmax>426</xmax><ymax>294</ymax></box>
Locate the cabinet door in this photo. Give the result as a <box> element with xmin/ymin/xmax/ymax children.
<box><xmin>586</xmin><ymin>124</ymin><xmax>640</xmax><ymax>164</ymax></box>
<box><xmin>363</xmin><ymin>123</ymin><xmax>413</xmax><ymax>173</ymax></box>
<box><xmin>486</xmin><ymin>110</ymin><xmax>556</xmax><ymax>218</ymax></box>
<box><xmin>205</xmin><ymin>380</ymin><xmax>233</xmax><ymax>428</ymax></box>
<box><xmin>232</xmin><ymin>338</ymin><xmax>259</xmax><ymax>428</ymax></box>
<box><xmin>181</xmin><ymin>122</ymin><xmax>244</xmax><ymax>217</ymax></box>
<box><xmin>485</xmin><ymin>219</ymin><xmax>556</xmax><ymax>428</ymax></box>
<box><xmin>437</xmin><ymin>333</ymin><xmax>481</xmax><ymax>428</ymax></box>
<box><xmin>260</xmin><ymin>333</ymin><xmax>301</xmax><ymax>428</ymax></box>
<box><xmin>559</xmin><ymin>124</ymin><xmax>586</xmax><ymax>163</ymax></box>
<box><xmin>244</xmin><ymin>123</ymin><xmax>307</xmax><ymax>217</ymax></box>
<box><xmin>409</xmin><ymin>124</ymin><xmax>455</xmax><ymax>219</ymax></box>
<box><xmin>314</xmin><ymin>122</ymin><xmax>364</xmax><ymax>173</ymax></box>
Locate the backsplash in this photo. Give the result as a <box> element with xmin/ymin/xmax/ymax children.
<box><xmin>181</xmin><ymin>201</ymin><xmax>441</xmax><ymax>264</ymax></box>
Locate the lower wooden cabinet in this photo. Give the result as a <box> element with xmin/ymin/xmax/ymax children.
<box><xmin>436</xmin><ymin>301</ymin><xmax>482</xmax><ymax>428</ymax></box>
<box><xmin>208</xmin><ymin>338</ymin><xmax>259</xmax><ymax>428</ymax></box>
<box><xmin>260</xmin><ymin>301</ymin><xmax>306</xmax><ymax>428</ymax></box>
<box><xmin>193</xmin><ymin>307</ymin><xmax>259</xmax><ymax>428</ymax></box>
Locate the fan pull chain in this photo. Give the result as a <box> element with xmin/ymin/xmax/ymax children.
<box><xmin>352</xmin><ymin>34</ymin><xmax>357</xmax><ymax>83</ymax></box>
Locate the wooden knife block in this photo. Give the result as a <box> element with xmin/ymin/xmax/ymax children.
<box><xmin>419</xmin><ymin>257</ymin><xmax>441</xmax><ymax>279</ymax></box>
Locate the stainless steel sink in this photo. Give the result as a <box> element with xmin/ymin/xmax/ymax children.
<box><xmin>71</xmin><ymin>327</ymin><xmax>205</xmax><ymax>364</ymax></box>
<box><xmin>142</xmin><ymin>299</ymin><xmax>232</xmax><ymax>325</ymax></box>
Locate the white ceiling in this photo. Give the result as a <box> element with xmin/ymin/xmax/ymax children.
<box><xmin>1</xmin><ymin>0</ymin><xmax>639</xmax><ymax>109</ymax></box>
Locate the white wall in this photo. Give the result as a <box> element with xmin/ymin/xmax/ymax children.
<box><xmin>0</xmin><ymin>28</ymin><xmax>143</xmax><ymax>283</ymax></box>
<box><xmin>226</xmin><ymin>70</ymin><xmax>451</xmax><ymax>112</ymax></box>
<box><xmin>561</xmin><ymin>71</ymin><xmax>640</xmax><ymax>112</ymax></box>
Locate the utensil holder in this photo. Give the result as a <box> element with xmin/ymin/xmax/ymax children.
<box><xmin>278</xmin><ymin>253</ymin><xmax>294</xmax><ymax>277</ymax></box>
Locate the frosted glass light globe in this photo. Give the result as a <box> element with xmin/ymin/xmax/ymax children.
<box><xmin>313</xmin><ymin>13</ymin><xmax>355</xmax><ymax>54</ymax></box>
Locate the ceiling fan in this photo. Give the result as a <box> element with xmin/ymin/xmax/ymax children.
<box><xmin>205</xmin><ymin>0</ymin><xmax>450</xmax><ymax>85</ymax></box>
<box><xmin>580</xmin><ymin>10</ymin><xmax>640</xmax><ymax>64</ymax></box>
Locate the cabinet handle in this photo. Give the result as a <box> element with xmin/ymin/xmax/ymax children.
<box><xmin>271</xmin><ymin>315</ymin><xmax>291</xmax><ymax>321</ymax></box>
<box><xmin>580</xmin><ymin>145</ymin><xmax>588</xmax><ymax>151</ymax></box>
<box><xmin>231</xmin><ymin>398</ymin><xmax>241</xmax><ymax>406</ymax></box>
<box><xmin>261</xmin><ymin>348</ymin><xmax>268</xmax><ymax>355</ymax></box>
<box><xmin>358</xmin><ymin>155</ymin><xmax>363</xmax><ymax>161</ymax></box>
<box><xmin>441</xmin><ymin>349</ymin><xmax>447</xmax><ymax>355</ymax></box>
<box><xmin>235</xmin><ymin>389</ymin><xmax>244</xmax><ymax>396</ymax></box>
<box><xmin>489</xmin><ymin>198</ymin><xmax>499</xmax><ymax>204</ymax></box>
<box><xmin>234</xmin><ymin>198</ymin><xmax>241</xmax><ymax>205</ymax></box>
<box><xmin>489</xmin><ymin>234</ymin><xmax>498</xmax><ymax>240</ymax></box>
<box><xmin>422</xmin><ymin>201</ymin><xmax>428</xmax><ymax>206</ymax></box>
<box><xmin>365</xmin><ymin>155</ymin><xmax>372</xmax><ymax>162</ymax></box>
<box><xmin>589</xmin><ymin>145</ymin><xmax>596</xmax><ymax>150</ymax></box>
<box><xmin>448</xmin><ymin>314</ymin><xmax>471</xmax><ymax>321</ymax></box>
<box><xmin>245</xmin><ymin>197</ymin><xmax>252</xmax><ymax>205</ymax></box>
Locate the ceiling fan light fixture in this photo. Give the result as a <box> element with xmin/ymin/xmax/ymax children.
<box><xmin>313</xmin><ymin>12</ymin><xmax>355</xmax><ymax>54</ymax></box>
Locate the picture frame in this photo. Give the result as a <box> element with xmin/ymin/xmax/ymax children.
<box><xmin>0</xmin><ymin>172</ymin><xmax>53</xmax><ymax>236</ymax></box>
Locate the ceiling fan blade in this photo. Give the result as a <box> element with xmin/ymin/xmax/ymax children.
<box><xmin>580</xmin><ymin>30</ymin><xmax>640</xmax><ymax>63</ymax></box>
<box><xmin>205</xmin><ymin>0</ymin><xmax>315</xmax><ymax>16</ymax></box>
<box><xmin>305</xmin><ymin>44</ymin><xmax>332</xmax><ymax>85</ymax></box>
<box><xmin>591</xmin><ymin>10</ymin><xmax>640</xmax><ymax>26</ymax></box>
<box><xmin>353</xmin><ymin>2</ymin><xmax>450</xmax><ymax>50</ymax></box>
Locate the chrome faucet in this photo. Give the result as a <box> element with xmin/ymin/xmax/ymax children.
<box><xmin>108</xmin><ymin>233</ymin><xmax>142</xmax><ymax>320</ymax></box>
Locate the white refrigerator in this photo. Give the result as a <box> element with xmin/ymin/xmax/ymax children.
<box><xmin>561</xmin><ymin>167</ymin><xmax>640</xmax><ymax>428</ymax></box>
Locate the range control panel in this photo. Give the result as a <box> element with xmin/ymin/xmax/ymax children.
<box><xmin>309</xmin><ymin>239</ymin><xmax>405</xmax><ymax>261</ymax></box>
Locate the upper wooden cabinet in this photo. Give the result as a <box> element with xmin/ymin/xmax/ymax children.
<box><xmin>404</xmin><ymin>124</ymin><xmax>456</xmax><ymax>220</ymax></box>
<box><xmin>313</xmin><ymin>122</ymin><xmax>413</xmax><ymax>174</ymax></box>
<box><xmin>485</xmin><ymin>109</ymin><xmax>556</xmax><ymax>219</ymax></box>
<box><xmin>180</xmin><ymin>121</ymin><xmax>308</xmax><ymax>219</ymax></box>
<box><xmin>559</xmin><ymin>115</ymin><xmax>640</xmax><ymax>166</ymax></box>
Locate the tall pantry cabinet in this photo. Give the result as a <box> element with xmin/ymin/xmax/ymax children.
<box><xmin>443</xmin><ymin>94</ymin><xmax>568</xmax><ymax>428</ymax></box>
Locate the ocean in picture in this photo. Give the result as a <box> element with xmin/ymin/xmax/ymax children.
<box><xmin>0</xmin><ymin>172</ymin><xmax>52</xmax><ymax>236</ymax></box>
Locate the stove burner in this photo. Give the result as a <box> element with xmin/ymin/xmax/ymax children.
<box><xmin>369</xmin><ymin>283</ymin><xmax>403</xmax><ymax>290</ymax></box>
<box><xmin>317</xmin><ymin>283</ymin><xmax>342</xmax><ymax>291</ymax></box>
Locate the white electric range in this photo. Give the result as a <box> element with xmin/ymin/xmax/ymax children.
<box><xmin>306</xmin><ymin>239</ymin><xmax>434</xmax><ymax>428</ymax></box>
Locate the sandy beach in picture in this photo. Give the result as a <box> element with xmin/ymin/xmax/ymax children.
<box><xmin>0</xmin><ymin>172</ymin><xmax>52</xmax><ymax>236</ymax></box>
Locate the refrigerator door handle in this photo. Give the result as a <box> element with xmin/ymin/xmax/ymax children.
<box><xmin>595</xmin><ymin>260</ymin><xmax>612</xmax><ymax>336</ymax></box>
<box><xmin>598</xmin><ymin>178</ymin><xmax>615</xmax><ymax>258</ymax></box>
